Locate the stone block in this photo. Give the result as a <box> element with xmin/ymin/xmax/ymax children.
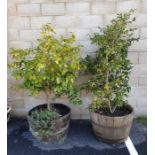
<box><xmin>79</xmin><ymin>16</ymin><xmax>104</xmax><ymax>28</ymax></box>
<box><xmin>66</xmin><ymin>2</ymin><xmax>90</xmax><ymax>15</ymax></box>
<box><xmin>11</xmin><ymin>0</ymin><xmax>29</xmax><ymax>3</ymax></box>
<box><xmin>128</xmin><ymin>52</ymin><xmax>139</xmax><ymax>64</ymax></box>
<box><xmin>127</xmin><ymin>97</ymin><xmax>137</xmax><ymax>107</ymax></box>
<box><xmin>133</xmin><ymin>28</ymin><xmax>140</xmax><ymax>38</ymax></box>
<box><xmin>134</xmin><ymin>14</ymin><xmax>147</xmax><ymax>27</ymax></box>
<box><xmin>8</xmin><ymin>88</ymin><xmax>24</xmax><ymax>100</ymax></box>
<box><xmin>129</xmin><ymin>76</ymin><xmax>138</xmax><ymax>87</ymax></box>
<box><xmin>31</xmin><ymin>17</ymin><xmax>54</xmax><ymax>29</ymax></box>
<box><xmin>42</xmin><ymin>3</ymin><xmax>65</xmax><ymax>15</ymax></box>
<box><xmin>31</xmin><ymin>0</ymin><xmax>50</xmax><ymax>3</ymax></box>
<box><xmin>81</xmin><ymin>108</ymin><xmax>90</xmax><ymax>119</ymax></box>
<box><xmin>55</xmin><ymin>29</ymin><xmax>67</xmax><ymax>37</ymax></box>
<box><xmin>67</xmin><ymin>29</ymin><xmax>90</xmax><ymax>41</ymax></box>
<box><xmin>138</xmin><ymin>53</ymin><xmax>147</xmax><ymax>64</ymax></box>
<box><xmin>55</xmin><ymin>15</ymin><xmax>103</xmax><ymax>28</ymax></box>
<box><xmin>140</xmin><ymin>0</ymin><xmax>147</xmax><ymax>13</ymax></box>
<box><xmin>129</xmin><ymin>39</ymin><xmax>147</xmax><ymax>52</ymax></box>
<box><xmin>92</xmin><ymin>2</ymin><xmax>116</xmax><ymax>14</ymax></box>
<box><xmin>134</xmin><ymin>107</ymin><xmax>147</xmax><ymax>116</ymax></box>
<box><xmin>24</xmin><ymin>97</ymin><xmax>46</xmax><ymax>111</ymax></box>
<box><xmin>8</xmin><ymin>99</ymin><xmax>25</xmax><ymax>109</ymax></box>
<box><xmin>129</xmin><ymin>87</ymin><xmax>147</xmax><ymax>97</ymax></box>
<box><xmin>11</xmin><ymin>108</ymin><xmax>28</xmax><ymax>118</ymax></box>
<box><xmin>81</xmin><ymin>95</ymin><xmax>92</xmax><ymax>108</ymax></box>
<box><xmin>8</xmin><ymin>41</ymin><xmax>32</xmax><ymax>49</ymax></box>
<box><xmin>79</xmin><ymin>40</ymin><xmax>98</xmax><ymax>53</ymax></box>
<box><xmin>138</xmin><ymin>76</ymin><xmax>147</xmax><ymax>86</ymax></box>
<box><xmin>55</xmin><ymin>16</ymin><xmax>77</xmax><ymax>28</ymax></box>
<box><xmin>7</xmin><ymin>1</ymin><xmax>17</xmax><ymax>16</ymax></box>
<box><xmin>70</xmin><ymin>105</ymin><xmax>81</xmax><ymax>119</ymax></box>
<box><xmin>17</xmin><ymin>4</ymin><xmax>40</xmax><ymax>16</ymax></box>
<box><xmin>140</xmin><ymin>27</ymin><xmax>147</xmax><ymax>39</ymax></box>
<box><xmin>131</xmin><ymin>64</ymin><xmax>147</xmax><ymax>76</ymax></box>
<box><xmin>8</xmin><ymin>29</ymin><xmax>19</xmax><ymax>41</ymax></box>
<box><xmin>136</xmin><ymin>97</ymin><xmax>147</xmax><ymax>107</ymax></box>
<box><xmin>8</xmin><ymin>17</ymin><xmax>30</xmax><ymax>29</ymax></box>
<box><xmin>103</xmin><ymin>14</ymin><xmax>117</xmax><ymax>26</ymax></box>
<box><xmin>55</xmin><ymin>0</ymin><xmax>77</xmax><ymax>2</ymax></box>
<box><xmin>117</xmin><ymin>0</ymin><xmax>140</xmax><ymax>13</ymax></box>
<box><xmin>20</xmin><ymin>30</ymin><xmax>41</xmax><ymax>41</ymax></box>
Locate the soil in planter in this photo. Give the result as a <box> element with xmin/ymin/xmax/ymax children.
<box><xmin>92</xmin><ymin>106</ymin><xmax>132</xmax><ymax>117</ymax></box>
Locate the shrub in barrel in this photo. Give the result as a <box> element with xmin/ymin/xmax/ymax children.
<box><xmin>8</xmin><ymin>24</ymin><xmax>83</xmax><ymax>143</ymax></box>
<box><xmin>82</xmin><ymin>10</ymin><xmax>139</xmax><ymax>144</ymax></box>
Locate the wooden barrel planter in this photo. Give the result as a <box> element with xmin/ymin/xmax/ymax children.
<box><xmin>28</xmin><ymin>103</ymin><xmax>71</xmax><ymax>143</ymax></box>
<box><xmin>90</xmin><ymin>105</ymin><xmax>134</xmax><ymax>144</ymax></box>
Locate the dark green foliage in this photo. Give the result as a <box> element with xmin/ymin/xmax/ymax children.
<box><xmin>29</xmin><ymin>109</ymin><xmax>60</xmax><ymax>138</ymax></box>
<box><xmin>82</xmin><ymin>10</ymin><xmax>139</xmax><ymax>114</ymax></box>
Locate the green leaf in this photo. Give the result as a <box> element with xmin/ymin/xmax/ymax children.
<box><xmin>81</xmin><ymin>9</ymin><xmax>139</xmax><ymax>113</ymax></box>
<box><xmin>8</xmin><ymin>24</ymin><xmax>83</xmax><ymax>106</ymax></box>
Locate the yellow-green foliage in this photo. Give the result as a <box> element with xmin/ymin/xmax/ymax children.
<box><xmin>8</xmin><ymin>24</ymin><xmax>83</xmax><ymax>105</ymax></box>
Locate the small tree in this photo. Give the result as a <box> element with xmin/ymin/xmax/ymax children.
<box><xmin>8</xmin><ymin>24</ymin><xmax>82</xmax><ymax>111</ymax></box>
<box><xmin>82</xmin><ymin>10</ymin><xmax>139</xmax><ymax>114</ymax></box>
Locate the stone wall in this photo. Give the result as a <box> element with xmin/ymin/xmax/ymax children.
<box><xmin>7</xmin><ymin>0</ymin><xmax>147</xmax><ymax>119</ymax></box>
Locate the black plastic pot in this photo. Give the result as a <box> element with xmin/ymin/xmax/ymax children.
<box><xmin>28</xmin><ymin>103</ymin><xmax>71</xmax><ymax>143</ymax></box>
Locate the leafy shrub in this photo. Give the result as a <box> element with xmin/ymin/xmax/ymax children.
<box><xmin>82</xmin><ymin>10</ymin><xmax>139</xmax><ymax>114</ymax></box>
<box><xmin>8</xmin><ymin>24</ymin><xmax>83</xmax><ymax>110</ymax></box>
<box><xmin>29</xmin><ymin>109</ymin><xmax>60</xmax><ymax>138</ymax></box>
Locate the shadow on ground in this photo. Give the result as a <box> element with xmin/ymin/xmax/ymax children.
<box><xmin>7</xmin><ymin>118</ymin><xmax>147</xmax><ymax>155</ymax></box>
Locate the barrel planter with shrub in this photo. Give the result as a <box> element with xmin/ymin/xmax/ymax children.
<box><xmin>90</xmin><ymin>105</ymin><xmax>134</xmax><ymax>143</ymax></box>
<box><xmin>82</xmin><ymin>10</ymin><xmax>139</xmax><ymax>144</ymax></box>
<box><xmin>8</xmin><ymin>24</ymin><xmax>83</xmax><ymax>143</ymax></box>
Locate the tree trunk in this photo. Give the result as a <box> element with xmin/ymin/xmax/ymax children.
<box><xmin>105</xmin><ymin>52</ymin><xmax>117</xmax><ymax>114</ymax></box>
<box><xmin>45</xmin><ymin>88</ymin><xmax>52</xmax><ymax>111</ymax></box>
<box><xmin>107</xmin><ymin>100</ymin><xmax>116</xmax><ymax>114</ymax></box>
